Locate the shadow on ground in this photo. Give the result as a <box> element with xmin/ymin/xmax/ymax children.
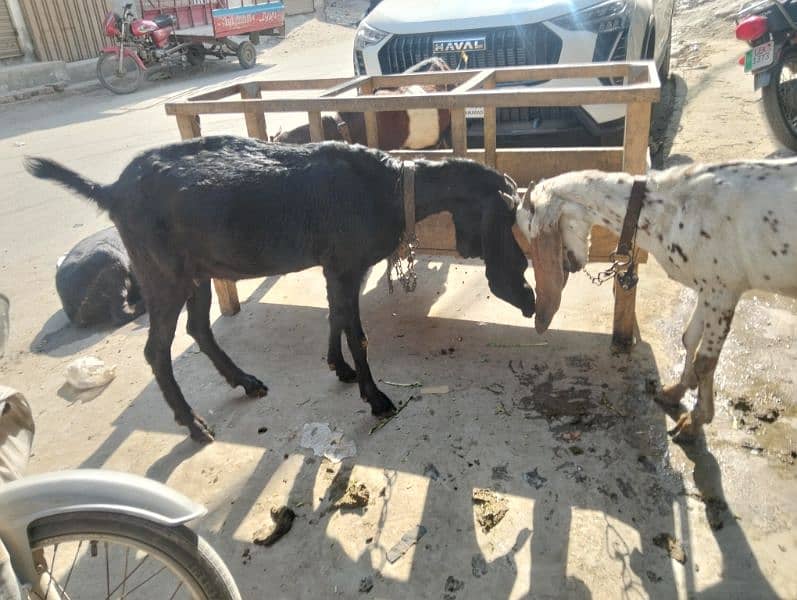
<box><xmin>70</xmin><ymin>258</ymin><xmax>778</xmax><ymax>599</ymax></box>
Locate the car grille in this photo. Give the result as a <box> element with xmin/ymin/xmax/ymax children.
<box><xmin>378</xmin><ymin>25</ymin><xmax>562</xmax><ymax>73</ymax></box>
<box><xmin>378</xmin><ymin>25</ymin><xmax>564</xmax><ymax>127</ymax></box>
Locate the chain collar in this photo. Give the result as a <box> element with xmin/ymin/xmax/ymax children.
<box><xmin>585</xmin><ymin>177</ymin><xmax>647</xmax><ymax>290</ymax></box>
<box><xmin>387</xmin><ymin>161</ymin><xmax>418</xmax><ymax>294</ymax></box>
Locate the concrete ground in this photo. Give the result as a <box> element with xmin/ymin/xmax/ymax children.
<box><xmin>1</xmin><ymin>2</ymin><xmax>796</xmax><ymax>598</ymax></box>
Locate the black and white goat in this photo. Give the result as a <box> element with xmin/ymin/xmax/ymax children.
<box><xmin>27</xmin><ymin>136</ymin><xmax>535</xmax><ymax>442</ymax></box>
<box><xmin>273</xmin><ymin>57</ymin><xmax>451</xmax><ymax>150</ymax></box>
<box><xmin>516</xmin><ymin>160</ymin><xmax>797</xmax><ymax>439</ymax></box>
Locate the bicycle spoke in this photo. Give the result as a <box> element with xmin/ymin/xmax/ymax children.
<box><xmin>115</xmin><ymin>564</ymin><xmax>168</xmax><ymax>598</ymax></box>
<box><xmin>62</xmin><ymin>540</ymin><xmax>82</xmax><ymax>592</ymax></box>
<box><xmin>106</xmin><ymin>555</ymin><xmax>150</xmax><ymax>599</ymax></box>
<box><xmin>168</xmin><ymin>580</ymin><xmax>184</xmax><ymax>600</ymax></box>
<box><xmin>122</xmin><ymin>547</ymin><xmax>129</xmax><ymax>597</ymax></box>
<box><xmin>43</xmin><ymin>543</ymin><xmax>58</xmax><ymax>600</ymax></box>
<box><xmin>105</xmin><ymin>541</ymin><xmax>111</xmax><ymax>597</ymax></box>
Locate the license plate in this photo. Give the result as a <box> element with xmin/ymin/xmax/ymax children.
<box><xmin>465</xmin><ymin>107</ymin><xmax>484</xmax><ymax>119</ymax></box>
<box><xmin>745</xmin><ymin>40</ymin><xmax>775</xmax><ymax>72</ymax></box>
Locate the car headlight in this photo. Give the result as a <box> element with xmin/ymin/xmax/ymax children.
<box><xmin>354</xmin><ymin>22</ymin><xmax>389</xmax><ymax>50</ymax></box>
<box><xmin>551</xmin><ymin>0</ymin><xmax>629</xmax><ymax>34</ymax></box>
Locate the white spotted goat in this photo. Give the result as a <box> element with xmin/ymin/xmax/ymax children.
<box><xmin>516</xmin><ymin>159</ymin><xmax>797</xmax><ymax>439</ymax></box>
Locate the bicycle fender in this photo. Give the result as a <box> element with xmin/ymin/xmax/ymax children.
<box><xmin>0</xmin><ymin>470</ymin><xmax>205</xmax><ymax>588</ymax></box>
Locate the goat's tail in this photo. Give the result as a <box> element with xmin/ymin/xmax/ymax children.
<box><xmin>24</xmin><ymin>157</ymin><xmax>112</xmax><ymax>211</ymax></box>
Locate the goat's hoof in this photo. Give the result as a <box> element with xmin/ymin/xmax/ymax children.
<box><xmin>368</xmin><ymin>392</ymin><xmax>397</xmax><ymax>418</ymax></box>
<box><xmin>659</xmin><ymin>383</ymin><xmax>687</xmax><ymax>407</ymax></box>
<box><xmin>187</xmin><ymin>414</ymin><xmax>215</xmax><ymax>443</ymax></box>
<box><xmin>335</xmin><ymin>363</ymin><xmax>357</xmax><ymax>383</ymax></box>
<box><xmin>241</xmin><ymin>375</ymin><xmax>269</xmax><ymax>398</ymax></box>
<box><xmin>668</xmin><ymin>412</ymin><xmax>700</xmax><ymax>444</ymax></box>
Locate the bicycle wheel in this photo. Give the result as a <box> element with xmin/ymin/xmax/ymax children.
<box><xmin>25</xmin><ymin>511</ymin><xmax>240</xmax><ymax>599</ymax></box>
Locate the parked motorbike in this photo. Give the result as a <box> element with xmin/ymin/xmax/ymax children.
<box><xmin>97</xmin><ymin>2</ymin><xmax>257</xmax><ymax>95</ymax></box>
<box><xmin>736</xmin><ymin>0</ymin><xmax>797</xmax><ymax>150</ymax></box>
<box><xmin>0</xmin><ymin>300</ymin><xmax>241</xmax><ymax>599</ymax></box>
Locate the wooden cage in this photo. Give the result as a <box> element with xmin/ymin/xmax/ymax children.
<box><xmin>164</xmin><ymin>61</ymin><xmax>660</xmax><ymax>348</ymax></box>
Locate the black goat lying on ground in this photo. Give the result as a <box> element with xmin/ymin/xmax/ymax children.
<box><xmin>56</xmin><ymin>226</ymin><xmax>145</xmax><ymax>327</ymax></box>
<box><xmin>27</xmin><ymin>137</ymin><xmax>535</xmax><ymax>442</ymax></box>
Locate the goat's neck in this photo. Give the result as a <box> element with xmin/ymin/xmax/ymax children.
<box><xmin>560</xmin><ymin>177</ymin><xmax>676</xmax><ymax>259</ymax></box>
<box><xmin>412</xmin><ymin>163</ymin><xmax>483</xmax><ymax>221</ymax></box>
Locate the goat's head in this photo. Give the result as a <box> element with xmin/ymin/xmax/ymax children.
<box><xmin>515</xmin><ymin>177</ymin><xmax>591</xmax><ymax>333</ymax></box>
<box><xmin>448</xmin><ymin>167</ymin><xmax>535</xmax><ymax>318</ymax></box>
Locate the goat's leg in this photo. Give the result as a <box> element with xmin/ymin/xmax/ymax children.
<box><xmin>186</xmin><ymin>280</ymin><xmax>268</xmax><ymax>398</ymax></box>
<box><xmin>144</xmin><ymin>292</ymin><xmax>214</xmax><ymax>443</ymax></box>
<box><xmin>324</xmin><ymin>269</ymin><xmax>357</xmax><ymax>383</ymax></box>
<box><xmin>328</xmin><ymin>270</ymin><xmax>396</xmax><ymax>417</ymax></box>
<box><xmin>669</xmin><ymin>292</ymin><xmax>738</xmax><ymax>442</ymax></box>
<box><xmin>660</xmin><ymin>301</ymin><xmax>705</xmax><ymax>406</ymax></box>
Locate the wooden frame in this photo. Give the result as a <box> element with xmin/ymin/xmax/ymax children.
<box><xmin>164</xmin><ymin>61</ymin><xmax>660</xmax><ymax>348</ymax></box>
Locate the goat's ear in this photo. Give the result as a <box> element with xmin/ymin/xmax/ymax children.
<box><xmin>528</xmin><ymin>224</ymin><xmax>566</xmax><ymax>334</ymax></box>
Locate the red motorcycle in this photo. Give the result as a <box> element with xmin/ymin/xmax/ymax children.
<box><xmin>98</xmin><ymin>2</ymin><xmax>259</xmax><ymax>94</ymax></box>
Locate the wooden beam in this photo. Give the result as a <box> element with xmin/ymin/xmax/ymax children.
<box><xmin>175</xmin><ymin>113</ymin><xmax>240</xmax><ymax>316</ymax></box>
<box><xmin>175</xmin><ymin>114</ymin><xmax>201</xmax><ymax>140</ymax></box>
<box><xmin>483</xmin><ymin>73</ymin><xmax>497</xmax><ymax>168</ymax></box>
<box><xmin>612</xmin><ymin>98</ymin><xmax>654</xmax><ymax>351</ymax></box>
<box><xmin>450</xmin><ymin>108</ymin><xmax>467</xmax><ymax>157</ymax></box>
<box><xmin>360</xmin><ymin>79</ymin><xmax>380</xmax><ymax>148</ymax></box>
<box><xmin>320</xmin><ymin>75</ymin><xmax>372</xmax><ymax>97</ymax></box>
<box><xmin>256</xmin><ymin>77</ymin><xmax>350</xmax><ymax>91</ymax></box>
<box><xmin>165</xmin><ymin>83</ymin><xmax>661</xmax><ymax>116</ymax></box>
<box><xmin>308</xmin><ymin>111</ymin><xmax>324</xmax><ymax>142</ymax></box>
<box><xmin>213</xmin><ymin>279</ymin><xmax>241</xmax><ymax>317</ymax></box>
<box><xmin>452</xmin><ymin>69</ymin><xmax>495</xmax><ymax>93</ymax></box>
<box><xmin>240</xmin><ymin>83</ymin><xmax>268</xmax><ymax>141</ymax></box>
<box><xmin>190</xmin><ymin>83</ymin><xmax>243</xmax><ymax>102</ymax></box>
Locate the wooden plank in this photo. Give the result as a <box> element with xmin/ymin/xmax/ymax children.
<box><xmin>392</xmin><ymin>147</ymin><xmax>624</xmax><ymax>187</ymax></box>
<box><xmin>240</xmin><ymin>83</ymin><xmax>268</xmax><ymax>141</ymax></box>
<box><xmin>175</xmin><ymin>114</ymin><xmax>202</xmax><ymax>140</ymax></box>
<box><xmin>450</xmin><ymin>108</ymin><xmax>467</xmax><ymax>157</ymax></box>
<box><xmin>213</xmin><ymin>279</ymin><xmax>241</xmax><ymax>317</ymax></box>
<box><xmin>174</xmin><ymin>112</ymin><xmax>240</xmax><ymax>317</ymax></box>
<box><xmin>492</xmin><ymin>61</ymin><xmax>633</xmax><ymax>83</ymax></box>
<box><xmin>483</xmin><ymin>73</ymin><xmax>497</xmax><ymax>169</ymax></box>
<box><xmin>360</xmin><ymin>79</ymin><xmax>379</xmax><ymax>148</ymax></box>
<box><xmin>452</xmin><ymin>69</ymin><xmax>495</xmax><ymax>93</ymax></box>
<box><xmin>190</xmin><ymin>84</ymin><xmax>244</xmax><ymax>102</ymax></box>
<box><xmin>165</xmin><ymin>83</ymin><xmax>661</xmax><ymax>116</ymax></box>
<box><xmin>320</xmin><ymin>75</ymin><xmax>372</xmax><ymax>97</ymax></box>
<box><xmin>256</xmin><ymin>77</ymin><xmax>350</xmax><ymax>91</ymax></box>
<box><xmin>371</xmin><ymin>71</ymin><xmax>476</xmax><ymax>89</ymax></box>
<box><xmin>308</xmin><ymin>111</ymin><xmax>324</xmax><ymax>142</ymax></box>
<box><xmin>612</xmin><ymin>98</ymin><xmax>654</xmax><ymax>351</ymax></box>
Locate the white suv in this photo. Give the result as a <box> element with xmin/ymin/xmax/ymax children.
<box><xmin>354</xmin><ymin>0</ymin><xmax>673</xmax><ymax>145</ymax></box>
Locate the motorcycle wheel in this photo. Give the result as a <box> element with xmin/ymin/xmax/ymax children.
<box><xmin>761</xmin><ymin>51</ymin><xmax>797</xmax><ymax>151</ymax></box>
<box><xmin>26</xmin><ymin>511</ymin><xmax>241</xmax><ymax>599</ymax></box>
<box><xmin>237</xmin><ymin>40</ymin><xmax>257</xmax><ymax>69</ymax></box>
<box><xmin>96</xmin><ymin>53</ymin><xmax>142</xmax><ymax>94</ymax></box>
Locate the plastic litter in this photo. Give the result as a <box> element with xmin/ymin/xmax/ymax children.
<box><xmin>65</xmin><ymin>356</ymin><xmax>116</xmax><ymax>390</ymax></box>
<box><xmin>299</xmin><ymin>422</ymin><xmax>356</xmax><ymax>463</ymax></box>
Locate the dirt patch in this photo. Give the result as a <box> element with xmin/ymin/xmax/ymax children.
<box><xmin>253</xmin><ymin>506</ymin><xmax>296</xmax><ymax>547</ymax></box>
<box><xmin>333</xmin><ymin>481</ymin><xmax>370</xmax><ymax>510</ymax></box>
<box><xmin>653</xmin><ymin>533</ymin><xmax>688</xmax><ymax>564</ymax></box>
<box><xmin>472</xmin><ymin>488</ymin><xmax>509</xmax><ymax>533</ymax></box>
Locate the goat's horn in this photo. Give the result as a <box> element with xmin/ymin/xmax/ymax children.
<box><xmin>501</xmin><ymin>192</ymin><xmax>516</xmax><ymax>209</ymax></box>
<box><xmin>504</xmin><ymin>174</ymin><xmax>518</xmax><ymax>193</ymax></box>
<box><xmin>522</xmin><ymin>182</ymin><xmax>535</xmax><ymax>213</ymax></box>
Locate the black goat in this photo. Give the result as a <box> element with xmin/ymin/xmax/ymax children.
<box><xmin>26</xmin><ymin>137</ymin><xmax>535</xmax><ymax>442</ymax></box>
